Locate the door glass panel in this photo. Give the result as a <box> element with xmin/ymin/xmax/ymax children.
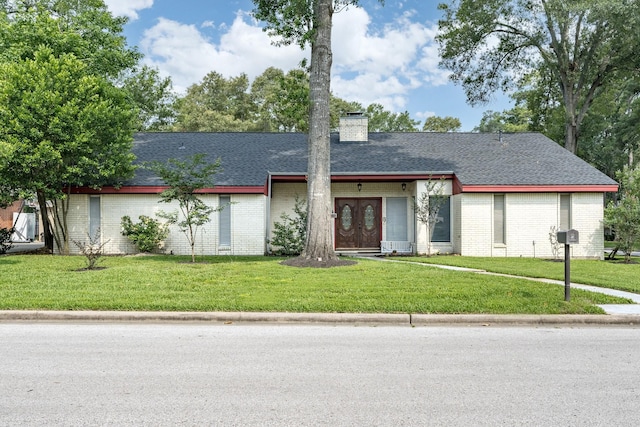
<box><xmin>341</xmin><ymin>205</ymin><xmax>352</xmax><ymax>230</ymax></box>
<box><xmin>364</xmin><ymin>205</ymin><xmax>375</xmax><ymax>230</ymax></box>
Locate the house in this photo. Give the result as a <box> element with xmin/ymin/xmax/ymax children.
<box><xmin>0</xmin><ymin>200</ymin><xmax>38</xmax><ymax>242</ymax></box>
<box><xmin>64</xmin><ymin>116</ymin><xmax>618</xmax><ymax>259</ymax></box>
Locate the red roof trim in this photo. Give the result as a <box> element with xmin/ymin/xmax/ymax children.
<box><xmin>458</xmin><ymin>184</ymin><xmax>618</xmax><ymax>193</ymax></box>
<box><xmin>269</xmin><ymin>173</ymin><xmax>454</xmax><ymax>182</ymax></box>
<box><xmin>70</xmin><ymin>186</ymin><xmax>266</xmax><ymax>195</ymax></box>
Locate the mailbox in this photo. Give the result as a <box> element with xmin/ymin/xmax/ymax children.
<box><xmin>557</xmin><ymin>229</ymin><xmax>579</xmax><ymax>245</ymax></box>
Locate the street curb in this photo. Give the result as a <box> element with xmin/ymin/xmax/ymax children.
<box><xmin>0</xmin><ymin>310</ymin><xmax>410</xmax><ymax>325</ymax></box>
<box><xmin>1</xmin><ymin>310</ymin><xmax>640</xmax><ymax>326</ymax></box>
<box><xmin>409</xmin><ymin>313</ymin><xmax>640</xmax><ymax>326</ymax></box>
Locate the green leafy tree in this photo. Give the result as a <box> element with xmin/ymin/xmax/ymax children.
<box><xmin>437</xmin><ymin>0</ymin><xmax>640</xmax><ymax>155</ymax></box>
<box><xmin>174</xmin><ymin>71</ymin><xmax>255</xmax><ymax>132</ymax></box>
<box><xmin>474</xmin><ymin>107</ymin><xmax>531</xmax><ymax>133</ymax></box>
<box><xmin>146</xmin><ymin>154</ymin><xmax>223</xmax><ymax>263</ymax></box>
<box><xmin>268</xmin><ymin>68</ymin><xmax>311</xmax><ymax>132</ymax></box>
<box><xmin>0</xmin><ymin>48</ymin><xmax>136</xmax><ymax>253</ymax></box>
<box><xmin>251</xmin><ymin>67</ymin><xmax>288</xmax><ymax>131</ymax></box>
<box><xmin>422</xmin><ymin>116</ymin><xmax>461</xmax><ymax>132</ymax></box>
<box><xmin>366</xmin><ymin>103</ymin><xmax>419</xmax><ymax>132</ymax></box>
<box><xmin>253</xmin><ymin>0</ymin><xmax>383</xmax><ymax>266</ymax></box>
<box><xmin>330</xmin><ymin>96</ymin><xmax>363</xmax><ymax>131</ymax></box>
<box><xmin>121</xmin><ymin>65</ymin><xmax>177</xmax><ymax>131</ymax></box>
<box><xmin>0</xmin><ymin>0</ymin><xmax>139</xmax><ymax>78</ymax></box>
<box><xmin>0</xmin><ymin>0</ymin><xmax>139</xmax><ymax>252</ymax></box>
<box><xmin>605</xmin><ymin>166</ymin><xmax>640</xmax><ymax>263</ymax></box>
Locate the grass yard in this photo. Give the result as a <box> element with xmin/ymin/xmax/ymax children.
<box><xmin>0</xmin><ymin>254</ymin><xmax>628</xmax><ymax>314</ymax></box>
<box><xmin>399</xmin><ymin>255</ymin><xmax>640</xmax><ymax>293</ymax></box>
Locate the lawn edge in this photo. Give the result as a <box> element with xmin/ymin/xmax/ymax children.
<box><xmin>1</xmin><ymin>310</ymin><xmax>640</xmax><ymax>326</ymax></box>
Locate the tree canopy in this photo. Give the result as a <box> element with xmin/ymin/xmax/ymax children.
<box><xmin>423</xmin><ymin>115</ymin><xmax>461</xmax><ymax>132</ymax></box>
<box><xmin>437</xmin><ymin>0</ymin><xmax>640</xmax><ymax>154</ymax></box>
<box><xmin>0</xmin><ymin>0</ymin><xmax>139</xmax><ymax>251</ymax></box>
<box><xmin>121</xmin><ymin>65</ymin><xmax>177</xmax><ymax>131</ymax></box>
<box><xmin>0</xmin><ymin>47</ymin><xmax>136</xmax><ymax>252</ymax></box>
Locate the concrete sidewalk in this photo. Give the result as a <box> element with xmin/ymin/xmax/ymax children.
<box><xmin>366</xmin><ymin>257</ymin><xmax>640</xmax><ymax>316</ymax></box>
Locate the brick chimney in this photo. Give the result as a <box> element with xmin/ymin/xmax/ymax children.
<box><xmin>339</xmin><ymin>112</ymin><xmax>368</xmax><ymax>142</ymax></box>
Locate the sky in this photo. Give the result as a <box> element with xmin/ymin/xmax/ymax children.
<box><xmin>103</xmin><ymin>0</ymin><xmax>512</xmax><ymax>131</ymax></box>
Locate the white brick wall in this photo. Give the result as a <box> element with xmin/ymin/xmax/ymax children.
<box><xmin>458</xmin><ymin>192</ymin><xmax>605</xmax><ymax>259</ymax></box>
<box><xmin>571</xmin><ymin>193</ymin><xmax>605</xmax><ymax>259</ymax></box>
<box><xmin>459</xmin><ymin>193</ymin><xmax>493</xmax><ymax>256</ymax></box>
<box><xmin>62</xmin><ymin>187</ymin><xmax>606</xmax><ymax>259</ymax></box>
<box><xmin>63</xmin><ymin>193</ymin><xmax>267</xmax><ymax>256</ymax></box>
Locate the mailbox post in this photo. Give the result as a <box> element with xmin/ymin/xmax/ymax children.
<box><xmin>557</xmin><ymin>229</ymin><xmax>579</xmax><ymax>301</ymax></box>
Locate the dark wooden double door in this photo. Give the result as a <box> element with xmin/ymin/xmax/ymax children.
<box><xmin>335</xmin><ymin>198</ymin><xmax>382</xmax><ymax>250</ymax></box>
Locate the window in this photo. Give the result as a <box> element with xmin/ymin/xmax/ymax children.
<box><xmin>560</xmin><ymin>194</ymin><xmax>571</xmax><ymax>230</ymax></box>
<box><xmin>431</xmin><ymin>196</ymin><xmax>451</xmax><ymax>242</ymax></box>
<box><xmin>493</xmin><ymin>195</ymin><xmax>505</xmax><ymax>244</ymax></box>
<box><xmin>219</xmin><ymin>195</ymin><xmax>231</xmax><ymax>246</ymax></box>
<box><xmin>89</xmin><ymin>196</ymin><xmax>101</xmax><ymax>239</ymax></box>
<box><xmin>386</xmin><ymin>198</ymin><xmax>407</xmax><ymax>241</ymax></box>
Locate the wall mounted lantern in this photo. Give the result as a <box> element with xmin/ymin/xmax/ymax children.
<box><xmin>401</xmin><ymin>182</ymin><xmax>406</xmax><ymax>191</ymax></box>
<box><xmin>357</xmin><ymin>182</ymin><xmax>362</xmax><ymax>192</ymax></box>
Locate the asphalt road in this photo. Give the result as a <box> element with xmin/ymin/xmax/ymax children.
<box><xmin>1</xmin><ymin>323</ymin><xmax>639</xmax><ymax>426</ymax></box>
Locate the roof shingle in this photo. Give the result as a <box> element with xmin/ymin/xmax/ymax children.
<box><xmin>129</xmin><ymin>132</ymin><xmax>617</xmax><ymax>188</ymax></box>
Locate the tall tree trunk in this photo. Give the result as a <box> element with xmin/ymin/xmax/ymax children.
<box><xmin>565</xmin><ymin>122</ymin><xmax>578</xmax><ymax>154</ymax></box>
<box><xmin>36</xmin><ymin>190</ymin><xmax>54</xmax><ymax>251</ymax></box>
<box><xmin>301</xmin><ymin>0</ymin><xmax>338</xmax><ymax>263</ymax></box>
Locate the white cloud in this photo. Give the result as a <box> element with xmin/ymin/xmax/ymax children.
<box><xmin>416</xmin><ymin>111</ymin><xmax>436</xmax><ymax>120</ymax></box>
<box><xmin>103</xmin><ymin>0</ymin><xmax>153</xmax><ymax>21</ymax></box>
<box><xmin>140</xmin><ymin>12</ymin><xmax>305</xmax><ymax>93</ymax></box>
<box><xmin>138</xmin><ymin>6</ymin><xmax>444</xmax><ymax>111</ymax></box>
<box><xmin>330</xmin><ymin>7</ymin><xmax>444</xmax><ymax>112</ymax></box>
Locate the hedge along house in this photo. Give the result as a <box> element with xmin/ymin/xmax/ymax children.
<box><xmin>64</xmin><ymin>115</ymin><xmax>617</xmax><ymax>259</ymax></box>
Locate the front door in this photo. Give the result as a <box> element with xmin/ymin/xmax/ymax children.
<box><xmin>335</xmin><ymin>198</ymin><xmax>382</xmax><ymax>250</ymax></box>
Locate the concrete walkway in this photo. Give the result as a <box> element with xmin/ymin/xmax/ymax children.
<box><xmin>368</xmin><ymin>257</ymin><xmax>640</xmax><ymax>316</ymax></box>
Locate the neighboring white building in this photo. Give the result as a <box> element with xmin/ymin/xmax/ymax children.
<box><xmin>64</xmin><ymin>117</ymin><xmax>618</xmax><ymax>259</ymax></box>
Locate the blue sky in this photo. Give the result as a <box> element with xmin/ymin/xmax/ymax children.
<box><xmin>104</xmin><ymin>0</ymin><xmax>512</xmax><ymax>131</ymax></box>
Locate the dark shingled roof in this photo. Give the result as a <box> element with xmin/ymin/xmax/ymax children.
<box><xmin>129</xmin><ymin>132</ymin><xmax>617</xmax><ymax>188</ymax></box>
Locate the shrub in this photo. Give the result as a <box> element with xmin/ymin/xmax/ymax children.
<box><xmin>121</xmin><ymin>215</ymin><xmax>169</xmax><ymax>253</ymax></box>
<box><xmin>72</xmin><ymin>229</ymin><xmax>109</xmax><ymax>270</ymax></box>
<box><xmin>269</xmin><ymin>195</ymin><xmax>307</xmax><ymax>256</ymax></box>
<box><xmin>0</xmin><ymin>227</ymin><xmax>13</xmax><ymax>254</ymax></box>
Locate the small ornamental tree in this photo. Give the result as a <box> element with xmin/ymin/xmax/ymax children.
<box><xmin>605</xmin><ymin>166</ymin><xmax>640</xmax><ymax>263</ymax></box>
<box><xmin>414</xmin><ymin>179</ymin><xmax>447</xmax><ymax>256</ymax></box>
<box><xmin>146</xmin><ymin>154</ymin><xmax>223</xmax><ymax>262</ymax></box>
<box><xmin>72</xmin><ymin>228</ymin><xmax>109</xmax><ymax>270</ymax></box>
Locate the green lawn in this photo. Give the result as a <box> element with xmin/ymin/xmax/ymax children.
<box><xmin>0</xmin><ymin>254</ymin><xmax>629</xmax><ymax>314</ymax></box>
<box><xmin>399</xmin><ymin>255</ymin><xmax>640</xmax><ymax>293</ymax></box>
